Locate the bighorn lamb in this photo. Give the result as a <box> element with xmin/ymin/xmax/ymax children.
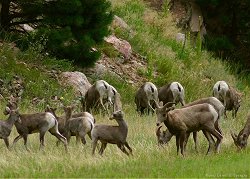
<box><xmin>213</xmin><ymin>80</ymin><xmax>242</xmax><ymax>118</ymax></box>
<box><xmin>158</xmin><ymin>82</ymin><xmax>185</xmax><ymax>106</ymax></box>
<box><xmin>5</xmin><ymin>101</ymin><xmax>68</xmax><ymax>151</ymax></box>
<box><xmin>63</xmin><ymin>106</ymin><xmax>94</xmax><ymax>144</ymax></box>
<box><xmin>156</xmin><ymin>97</ymin><xmax>224</xmax><ymax>147</ymax></box>
<box><xmin>135</xmin><ymin>82</ymin><xmax>158</xmax><ymax>115</ymax></box>
<box><xmin>91</xmin><ymin>110</ymin><xmax>132</xmax><ymax>156</ymax></box>
<box><xmin>0</xmin><ymin>107</ymin><xmax>21</xmax><ymax>149</ymax></box>
<box><xmin>85</xmin><ymin>80</ymin><xmax>122</xmax><ymax>112</ymax></box>
<box><xmin>156</xmin><ymin>102</ymin><xmax>223</xmax><ymax>156</ymax></box>
<box><xmin>231</xmin><ymin>115</ymin><xmax>250</xmax><ymax>149</ymax></box>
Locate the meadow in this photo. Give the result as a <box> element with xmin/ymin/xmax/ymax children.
<box><xmin>0</xmin><ymin>0</ymin><xmax>250</xmax><ymax>177</ymax></box>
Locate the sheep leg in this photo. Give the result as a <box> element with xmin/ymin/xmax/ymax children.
<box><xmin>175</xmin><ymin>134</ymin><xmax>180</xmax><ymax>155</ymax></box>
<box><xmin>202</xmin><ymin>130</ymin><xmax>215</xmax><ymax>154</ymax></box>
<box><xmin>12</xmin><ymin>135</ymin><xmax>22</xmax><ymax>148</ymax></box>
<box><xmin>214</xmin><ymin>120</ymin><xmax>222</xmax><ymax>135</ymax></box>
<box><xmin>87</xmin><ymin>132</ymin><xmax>92</xmax><ymax>140</ymax></box>
<box><xmin>124</xmin><ymin>142</ymin><xmax>133</xmax><ymax>155</ymax></box>
<box><xmin>49</xmin><ymin>130</ymin><xmax>68</xmax><ymax>152</ymax></box>
<box><xmin>39</xmin><ymin>131</ymin><xmax>46</xmax><ymax>150</ymax></box>
<box><xmin>92</xmin><ymin>138</ymin><xmax>98</xmax><ymax>155</ymax></box>
<box><xmin>179</xmin><ymin>131</ymin><xmax>186</xmax><ymax>156</ymax></box>
<box><xmin>204</xmin><ymin>127</ymin><xmax>223</xmax><ymax>153</ymax></box>
<box><xmin>99</xmin><ymin>98</ymin><xmax>107</xmax><ymax>111</ymax></box>
<box><xmin>192</xmin><ymin>132</ymin><xmax>198</xmax><ymax>152</ymax></box>
<box><xmin>117</xmin><ymin>144</ymin><xmax>129</xmax><ymax>156</ymax></box>
<box><xmin>3</xmin><ymin>138</ymin><xmax>10</xmax><ymax>150</ymax></box>
<box><xmin>99</xmin><ymin>142</ymin><xmax>107</xmax><ymax>155</ymax></box>
<box><xmin>23</xmin><ymin>135</ymin><xmax>30</xmax><ymax>152</ymax></box>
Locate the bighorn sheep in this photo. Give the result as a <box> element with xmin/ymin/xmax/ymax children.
<box><xmin>5</xmin><ymin>102</ymin><xmax>68</xmax><ymax>151</ymax></box>
<box><xmin>156</xmin><ymin>102</ymin><xmax>223</xmax><ymax>156</ymax></box>
<box><xmin>213</xmin><ymin>80</ymin><xmax>242</xmax><ymax>118</ymax></box>
<box><xmin>91</xmin><ymin>110</ymin><xmax>132</xmax><ymax>156</ymax></box>
<box><xmin>156</xmin><ymin>97</ymin><xmax>224</xmax><ymax>147</ymax></box>
<box><xmin>231</xmin><ymin>115</ymin><xmax>250</xmax><ymax>149</ymax></box>
<box><xmin>158</xmin><ymin>82</ymin><xmax>185</xmax><ymax>106</ymax></box>
<box><xmin>135</xmin><ymin>82</ymin><xmax>158</xmax><ymax>115</ymax></box>
<box><xmin>85</xmin><ymin>80</ymin><xmax>122</xmax><ymax>113</ymax></box>
<box><xmin>62</xmin><ymin>106</ymin><xmax>94</xmax><ymax>144</ymax></box>
<box><xmin>0</xmin><ymin>107</ymin><xmax>21</xmax><ymax>149</ymax></box>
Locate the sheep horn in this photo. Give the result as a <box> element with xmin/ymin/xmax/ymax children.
<box><xmin>163</xmin><ymin>102</ymin><xmax>176</xmax><ymax>110</ymax></box>
<box><xmin>156</xmin><ymin>126</ymin><xmax>162</xmax><ymax>137</ymax></box>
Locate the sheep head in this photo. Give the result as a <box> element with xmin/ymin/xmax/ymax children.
<box><xmin>156</xmin><ymin>126</ymin><xmax>173</xmax><ymax>146</ymax></box>
<box><xmin>110</xmin><ymin>110</ymin><xmax>123</xmax><ymax>120</ymax></box>
<box><xmin>231</xmin><ymin>131</ymin><xmax>248</xmax><ymax>150</ymax></box>
<box><xmin>155</xmin><ymin>102</ymin><xmax>175</xmax><ymax>126</ymax></box>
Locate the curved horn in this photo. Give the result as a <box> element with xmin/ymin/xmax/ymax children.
<box><xmin>156</xmin><ymin>126</ymin><xmax>162</xmax><ymax>137</ymax></box>
<box><xmin>163</xmin><ymin>102</ymin><xmax>176</xmax><ymax>109</ymax></box>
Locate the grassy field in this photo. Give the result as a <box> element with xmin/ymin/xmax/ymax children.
<box><xmin>0</xmin><ymin>0</ymin><xmax>250</xmax><ymax>177</ymax></box>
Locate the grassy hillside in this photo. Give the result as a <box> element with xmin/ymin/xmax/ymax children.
<box><xmin>0</xmin><ymin>0</ymin><xmax>250</xmax><ymax>177</ymax></box>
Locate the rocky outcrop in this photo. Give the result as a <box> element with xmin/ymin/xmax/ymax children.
<box><xmin>59</xmin><ymin>71</ymin><xmax>91</xmax><ymax>95</ymax></box>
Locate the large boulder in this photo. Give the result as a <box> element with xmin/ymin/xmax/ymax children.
<box><xmin>104</xmin><ymin>35</ymin><xmax>132</xmax><ymax>60</ymax></box>
<box><xmin>60</xmin><ymin>71</ymin><xmax>91</xmax><ymax>95</ymax></box>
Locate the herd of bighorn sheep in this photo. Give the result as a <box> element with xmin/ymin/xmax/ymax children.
<box><xmin>0</xmin><ymin>79</ymin><xmax>247</xmax><ymax>157</ymax></box>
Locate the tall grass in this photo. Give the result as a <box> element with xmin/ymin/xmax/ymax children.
<box><xmin>0</xmin><ymin>0</ymin><xmax>250</xmax><ymax>177</ymax></box>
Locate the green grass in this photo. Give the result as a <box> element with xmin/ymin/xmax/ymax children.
<box><xmin>0</xmin><ymin>0</ymin><xmax>250</xmax><ymax>177</ymax></box>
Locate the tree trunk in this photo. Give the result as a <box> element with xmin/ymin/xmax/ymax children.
<box><xmin>0</xmin><ymin>0</ymin><xmax>10</xmax><ymax>31</ymax></box>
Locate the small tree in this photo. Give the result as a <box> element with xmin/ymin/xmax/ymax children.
<box><xmin>0</xmin><ymin>0</ymin><xmax>113</xmax><ymax>67</ymax></box>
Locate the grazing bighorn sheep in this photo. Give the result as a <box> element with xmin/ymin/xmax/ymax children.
<box><xmin>85</xmin><ymin>80</ymin><xmax>121</xmax><ymax>112</ymax></box>
<box><xmin>156</xmin><ymin>102</ymin><xmax>223</xmax><ymax>156</ymax></box>
<box><xmin>63</xmin><ymin>106</ymin><xmax>94</xmax><ymax>144</ymax></box>
<box><xmin>91</xmin><ymin>110</ymin><xmax>132</xmax><ymax>156</ymax></box>
<box><xmin>5</xmin><ymin>102</ymin><xmax>68</xmax><ymax>151</ymax></box>
<box><xmin>0</xmin><ymin>107</ymin><xmax>21</xmax><ymax>149</ymax></box>
<box><xmin>135</xmin><ymin>82</ymin><xmax>158</xmax><ymax>115</ymax></box>
<box><xmin>158</xmin><ymin>82</ymin><xmax>185</xmax><ymax>106</ymax></box>
<box><xmin>231</xmin><ymin>115</ymin><xmax>250</xmax><ymax>149</ymax></box>
<box><xmin>156</xmin><ymin>97</ymin><xmax>224</xmax><ymax>147</ymax></box>
<box><xmin>213</xmin><ymin>80</ymin><xmax>242</xmax><ymax>118</ymax></box>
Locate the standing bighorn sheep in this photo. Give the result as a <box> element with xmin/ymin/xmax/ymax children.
<box><xmin>63</xmin><ymin>106</ymin><xmax>94</xmax><ymax>145</ymax></box>
<box><xmin>155</xmin><ymin>102</ymin><xmax>223</xmax><ymax>156</ymax></box>
<box><xmin>213</xmin><ymin>80</ymin><xmax>242</xmax><ymax>118</ymax></box>
<box><xmin>85</xmin><ymin>80</ymin><xmax>122</xmax><ymax>113</ymax></box>
<box><xmin>91</xmin><ymin>110</ymin><xmax>132</xmax><ymax>156</ymax></box>
<box><xmin>5</xmin><ymin>101</ymin><xmax>68</xmax><ymax>151</ymax></box>
<box><xmin>135</xmin><ymin>82</ymin><xmax>158</xmax><ymax>115</ymax></box>
<box><xmin>158</xmin><ymin>82</ymin><xmax>185</xmax><ymax>106</ymax></box>
<box><xmin>231</xmin><ymin>115</ymin><xmax>250</xmax><ymax>149</ymax></box>
<box><xmin>0</xmin><ymin>107</ymin><xmax>21</xmax><ymax>149</ymax></box>
<box><xmin>156</xmin><ymin>97</ymin><xmax>224</xmax><ymax>147</ymax></box>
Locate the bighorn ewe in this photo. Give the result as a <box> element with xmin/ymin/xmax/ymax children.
<box><xmin>158</xmin><ymin>82</ymin><xmax>185</xmax><ymax>106</ymax></box>
<box><xmin>135</xmin><ymin>82</ymin><xmax>158</xmax><ymax>115</ymax></box>
<box><xmin>91</xmin><ymin>110</ymin><xmax>132</xmax><ymax>156</ymax></box>
<box><xmin>231</xmin><ymin>115</ymin><xmax>250</xmax><ymax>149</ymax></box>
<box><xmin>85</xmin><ymin>80</ymin><xmax>122</xmax><ymax>112</ymax></box>
<box><xmin>213</xmin><ymin>80</ymin><xmax>242</xmax><ymax>118</ymax></box>
<box><xmin>62</xmin><ymin>106</ymin><xmax>94</xmax><ymax>144</ymax></box>
<box><xmin>156</xmin><ymin>97</ymin><xmax>224</xmax><ymax>147</ymax></box>
<box><xmin>156</xmin><ymin>102</ymin><xmax>223</xmax><ymax>156</ymax></box>
<box><xmin>5</xmin><ymin>102</ymin><xmax>68</xmax><ymax>151</ymax></box>
<box><xmin>0</xmin><ymin>107</ymin><xmax>21</xmax><ymax>149</ymax></box>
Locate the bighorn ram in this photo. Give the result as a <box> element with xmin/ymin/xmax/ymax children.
<box><xmin>0</xmin><ymin>107</ymin><xmax>21</xmax><ymax>149</ymax></box>
<box><xmin>158</xmin><ymin>82</ymin><xmax>185</xmax><ymax>106</ymax></box>
<box><xmin>231</xmin><ymin>115</ymin><xmax>250</xmax><ymax>149</ymax></box>
<box><xmin>213</xmin><ymin>80</ymin><xmax>242</xmax><ymax>118</ymax></box>
<box><xmin>85</xmin><ymin>80</ymin><xmax>122</xmax><ymax>112</ymax></box>
<box><xmin>5</xmin><ymin>101</ymin><xmax>68</xmax><ymax>151</ymax></box>
<box><xmin>156</xmin><ymin>102</ymin><xmax>223</xmax><ymax>156</ymax></box>
<box><xmin>156</xmin><ymin>97</ymin><xmax>224</xmax><ymax>147</ymax></box>
<box><xmin>135</xmin><ymin>82</ymin><xmax>158</xmax><ymax>115</ymax></box>
<box><xmin>63</xmin><ymin>106</ymin><xmax>94</xmax><ymax>144</ymax></box>
<box><xmin>91</xmin><ymin>110</ymin><xmax>132</xmax><ymax>156</ymax></box>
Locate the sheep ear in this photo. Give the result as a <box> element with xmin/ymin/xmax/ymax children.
<box><xmin>156</xmin><ymin>126</ymin><xmax>162</xmax><ymax>137</ymax></box>
<box><xmin>5</xmin><ymin>106</ymin><xmax>11</xmax><ymax>114</ymax></box>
